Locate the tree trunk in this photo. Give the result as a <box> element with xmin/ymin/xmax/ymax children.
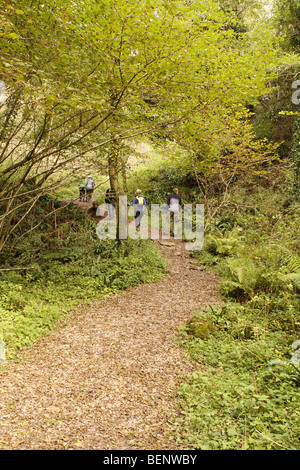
<box><xmin>108</xmin><ymin>138</ymin><xmax>127</xmax><ymax>240</ymax></box>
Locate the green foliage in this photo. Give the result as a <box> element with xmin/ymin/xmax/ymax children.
<box><xmin>177</xmin><ymin>343</ymin><xmax>300</xmax><ymax>449</ymax></box>
<box><xmin>176</xmin><ymin>186</ymin><xmax>300</xmax><ymax>450</ymax></box>
<box><xmin>203</xmin><ymin>227</ymin><xmax>244</xmax><ymax>257</ymax></box>
<box><xmin>186</xmin><ymin>313</ymin><xmax>215</xmax><ymax>340</ymax></box>
<box><xmin>266</xmin><ymin>340</ymin><xmax>300</xmax><ymax>386</ymax></box>
<box><xmin>178</xmin><ymin>312</ymin><xmax>300</xmax><ymax>449</ymax></box>
<box><xmin>200</xmin><ymin>189</ymin><xmax>300</xmax><ymax>334</ymax></box>
<box><xmin>273</xmin><ymin>0</ymin><xmax>300</xmax><ymax>52</ymax></box>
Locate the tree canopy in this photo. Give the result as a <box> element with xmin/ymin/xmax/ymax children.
<box><xmin>0</xmin><ymin>0</ymin><xmax>278</xmax><ymax>249</ymax></box>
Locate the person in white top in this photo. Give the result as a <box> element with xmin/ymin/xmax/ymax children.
<box><xmin>167</xmin><ymin>188</ymin><xmax>181</xmax><ymax>237</ymax></box>
<box><xmin>85</xmin><ymin>176</ymin><xmax>95</xmax><ymax>201</ymax></box>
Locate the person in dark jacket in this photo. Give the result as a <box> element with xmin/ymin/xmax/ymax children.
<box><xmin>78</xmin><ymin>178</ymin><xmax>86</xmax><ymax>201</ymax></box>
<box><xmin>105</xmin><ymin>188</ymin><xmax>116</xmax><ymax>220</ymax></box>
<box><xmin>132</xmin><ymin>189</ymin><xmax>146</xmax><ymax>231</ymax></box>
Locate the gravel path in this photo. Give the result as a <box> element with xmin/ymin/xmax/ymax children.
<box><xmin>0</xmin><ymin>207</ymin><xmax>220</xmax><ymax>450</ymax></box>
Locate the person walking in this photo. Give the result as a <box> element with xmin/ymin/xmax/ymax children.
<box><xmin>132</xmin><ymin>189</ymin><xmax>146</xmax><ymax>232</ymax></box>
<box><xmin>167</xmin><ymin>188</ymin><xmax>181</xmax><ymax>237</ymax></box>
<box><xmin>85</xmin><ymin>176</ymin><xmax>95</xmax><ymax>201</ymax></box>
<box><xmin>105</xmin><ymin>187</ymin><xmax>116</xmax><ymax>220</ymax></box>
<box><xmin>78</xmin><ymin>177</ymin><xmax>86</xmax><ymax>201</ymax></box>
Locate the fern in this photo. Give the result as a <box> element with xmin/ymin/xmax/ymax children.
<box><xmin>279</xmin><ymin>272</ymin><xmax>300</xmax><ymax>290</ymax></box>
<box><xmin>273</xmin><ymin>245</ymin><xmax>300</xmax><ymax>273</ymax></box>
<box><xmin>204</xmin><ymin>229</ymin><xmax>243</xmax><ymax>257</ymax></box>
<box><xmin>271</xmin><ymin>246</ymin><xmax>300</xmax><ymax>292</ymax></box>
<box><xmin>266</xmin><ymin>341</ymin><xmax>300</xmax><ymax>386</ymax></box>
<box><xmin>283</xmin><ymin>252</ymin><xmax>300</xmax><ymax>274</ymax></box>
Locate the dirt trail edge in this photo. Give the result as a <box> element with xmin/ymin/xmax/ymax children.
<box><xmin>0</xmin><ymin>208</ymin><xmax>220</xmax><ymax>450</ymax></box>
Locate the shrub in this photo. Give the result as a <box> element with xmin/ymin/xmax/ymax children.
<box><xmin>0</xmin><ymin>199</ymin><xmax>167</xmax><ymax>357</ymax></box>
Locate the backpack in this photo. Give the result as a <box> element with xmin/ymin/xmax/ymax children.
<box><xmin>86</xmin><ymin>179</ymin><xmax>94</xmax><ymax>190</ymax></box>
<box><xmin>135</xmin><ymin>195</ymin><xmax>144</xmax><ymax>205</ymax></box>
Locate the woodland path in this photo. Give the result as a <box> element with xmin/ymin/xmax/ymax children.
<box><xmin>0</xmin><ymin>198</ymin><xmax>220</xmax><ymax>450</ymax></box>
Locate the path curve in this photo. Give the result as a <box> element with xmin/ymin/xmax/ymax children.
<box><xmin>0</xmin><ymin>205</ymin><xmax>220</xmax><ymax>450</ymax></box>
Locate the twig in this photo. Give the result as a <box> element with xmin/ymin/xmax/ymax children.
<box><xmin>0</xmin><ymin>267</ymin><xmax>37</xmax><ymax>271</ymax></box>
<box><xmin>254</xmin><ymin>430</ymin><xmax>292</xmax><ymax>450</ymax></box>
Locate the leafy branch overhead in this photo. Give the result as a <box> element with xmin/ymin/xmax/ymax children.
<box><xmin>0</xmin><ymin>0</ymin><xmax>277</xmax><ymax>250</ymax></box>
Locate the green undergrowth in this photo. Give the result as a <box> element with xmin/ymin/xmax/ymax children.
<box><xmin>0</xmin><ymin>197</ymin><xmax>166</xmax><ymax>358</ymax></box>
<box><xmin>176</xmin><ymin>186</ymin><xmax>300</xmax><ymax>450</ymax></box>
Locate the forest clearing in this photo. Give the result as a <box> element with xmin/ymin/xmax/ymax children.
<box><xmin>0</xmin><ymin>0</ymin><xmax>299</xmax><ymax>453</ymax></box>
